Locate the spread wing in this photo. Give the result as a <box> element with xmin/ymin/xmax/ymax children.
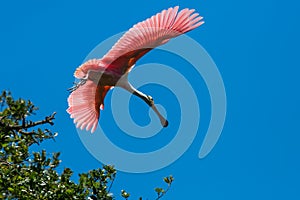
<box><xmin>67</xmin><ymin>6</ymin><xmax>204</xmax><ymax>133</ymax></box>
<box><xmin>101</xmin><ymin>6</ymin><xmax>204</xmax><ymax>74</ymax></box>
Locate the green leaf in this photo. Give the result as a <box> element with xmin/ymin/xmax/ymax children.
<box><xmin>155</xmin><ymin>187</ymin><xmax>163</xmax><ymax>194</ymax></box>
<box><xmin>121</xmin><ymin>190</ymin><xmax>130</xmax><ymax>198</ymax></box>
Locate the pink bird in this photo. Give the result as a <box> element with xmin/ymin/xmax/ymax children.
<box><xmin>67</xmin><ymin>6</ymin><xmax>204</xmax><ymax>133</ymax></box>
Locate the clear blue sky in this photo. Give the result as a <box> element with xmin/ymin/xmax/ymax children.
<box><xmin>1</xmin><ymin>0</ymin><xmax>300</xmax><ymax>199</ymax></box>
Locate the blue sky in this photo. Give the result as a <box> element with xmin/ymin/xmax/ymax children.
<box><xmin>1</xmin><ymin>0</ymin><xmax>300</xmax><ymax>199</ymax></box>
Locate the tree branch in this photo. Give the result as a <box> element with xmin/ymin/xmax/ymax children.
<box><xmin>155</xmin><ymin>184</ymin><xmax>171</xmax><ymax>200</ymax></box>
<box><xmin>0</xmin><ymin>160</ymin><xmax>11</xmax><ymax>166</ymax></box>
<box><xmin>8</xmin><ymin>112</ymin><xmax>56</xmax><ymax>132</ymax></box>
<box><xmin>107</xmin><ymin>174</ymin><xmax>116</xmax><ymax>194</ymax></box>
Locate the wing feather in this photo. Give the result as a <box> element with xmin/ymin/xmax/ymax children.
<box><xmin>101</xmin><ymin>6</ymin><xmax>204</xmax><ymax>73</ymax></box>
<box><xmin>67</xmin><ymin>80</ymin><xmax>111</xmax><ymax>133</ymax></box>
<box><xmin>72</xmin><ymin>7</ymin><xmax>203</xmax><ymax>79</ymax></box>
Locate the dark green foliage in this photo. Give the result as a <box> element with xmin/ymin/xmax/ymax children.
<box><xmin>0</xmin><ymin>91</ymin><xmax>173</xmax><ymax>199</ymax></box>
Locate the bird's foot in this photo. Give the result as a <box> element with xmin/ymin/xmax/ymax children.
<box><xmin>162</xmin><ymin>119</ymin><xmax>169</xmax><ymax>127</ymax></box>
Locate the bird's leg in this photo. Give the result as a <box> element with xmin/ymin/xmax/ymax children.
<box><xmin>118</xmin><ymin>76</ymin><xmax>168</xmax><ymax>127</ymax></box>
<box><xmin>132</xmin><ymin>90</ymin><xmax>169</xmax><ymax>127</ymax></box>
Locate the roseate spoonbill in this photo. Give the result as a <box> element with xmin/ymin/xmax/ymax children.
<box><xmin>67</xmin><ymin>6</ymin><xmax>204</xmax><ymax>133</ymax></box>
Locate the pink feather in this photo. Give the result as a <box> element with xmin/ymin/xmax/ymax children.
<box><xmin>67</xmin><ymin>6</ymin><xmax>204</xmax><ymax>132</ymax></box>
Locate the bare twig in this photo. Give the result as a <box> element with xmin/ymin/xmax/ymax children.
<box><xmin>18</xmin><ymin>130</ymin><xmax>36</xmax><ymax>135</ymax></box>
<box><xmin>0</xmin><ymin>160</ymin><xmax>11</xmax><ymax>166</ymax></box>
<box><xmin>155</xmin><ymin>179</ymin><xmax>173</xmax><ymax>200</ymax></box>
<box><xmin>155</xmin><ymin>186</ymin><xmax>170</xmax><ymax>200</ymax></box>
<box><xmin>107</xmin><ymin>174</ymin><xmax>116</xmax><ymax>193</ymax></box>
<box><xmin>9</xmin><ymin>112</ymin><xmax>56</xmax><ymax>131</ymax></box>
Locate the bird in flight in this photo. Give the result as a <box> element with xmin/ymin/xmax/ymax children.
<box><xmin>67</xmin><ymin>6</ymin><xmax>204</xmax><ymax>133</ymax></box>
